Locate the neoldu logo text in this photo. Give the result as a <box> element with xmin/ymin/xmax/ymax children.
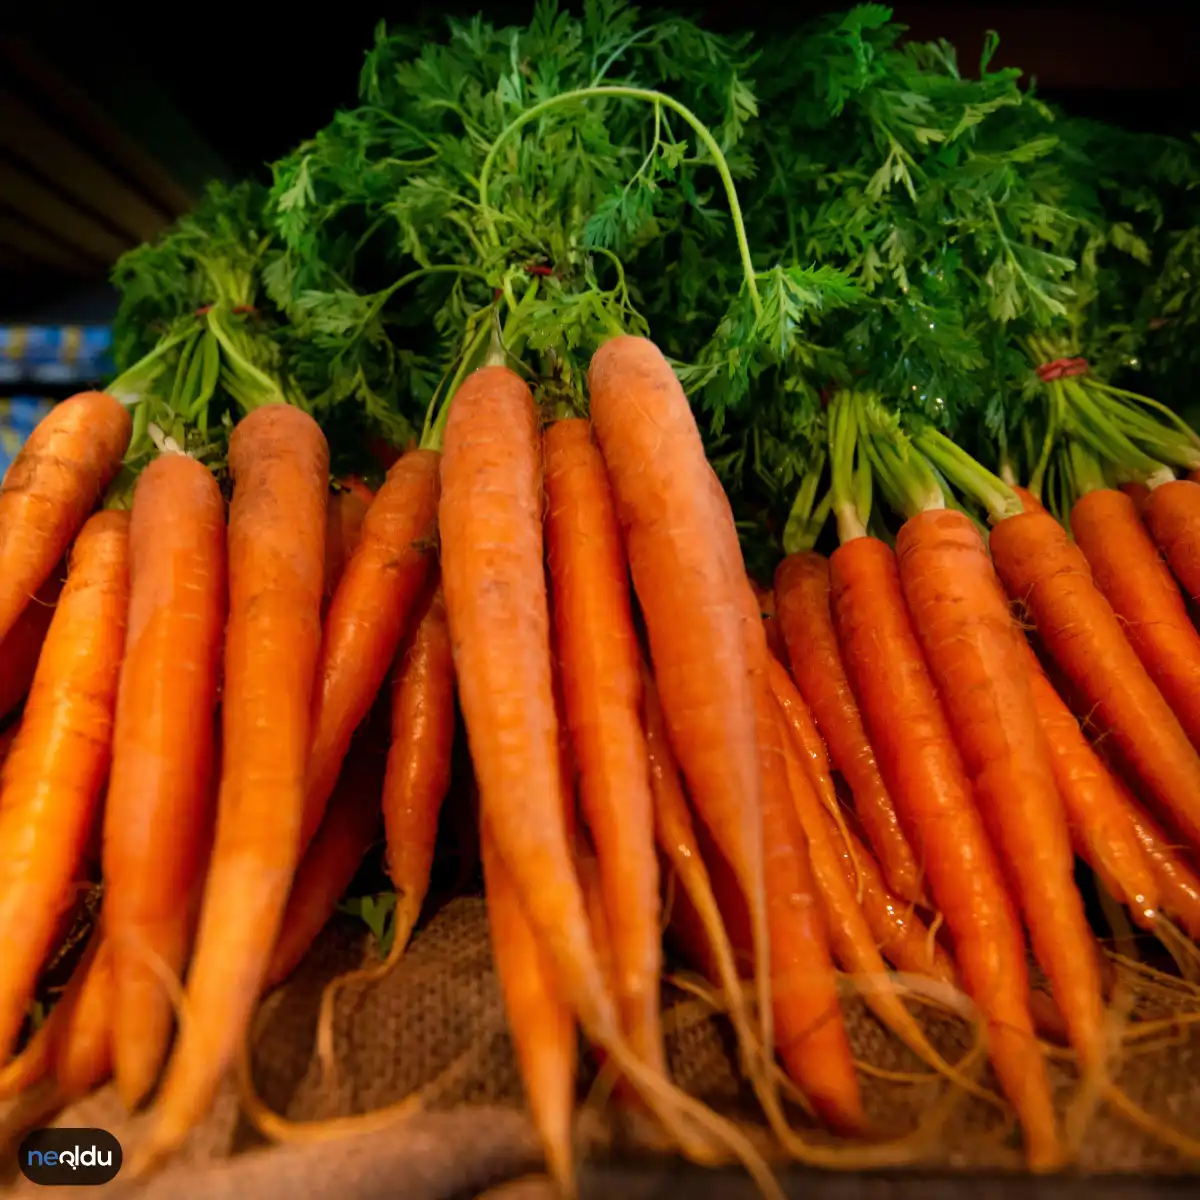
<box><xmin>18</xmin><ymin>1128</ymin><xmax>122</xmax><ymax>1186</ymax></box>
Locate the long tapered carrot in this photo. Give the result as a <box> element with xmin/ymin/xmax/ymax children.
<box><xmin>303</xmin><ymin>448</ymin><xmax>440</xmax><ymax>853</ymax></box>
<box><xmin>0</xmin><ymin>391</ymin><xmax>131</xmax><ymax>641</ymax></box>
<box><xmin>774</xmin><ymin>553</ymin><xmax>923</xmax><ymax>904</ymax></box>
<box><xmin>0</xmin><ymin>570</ymin><xmax>63</xmax><ymax>722</ymax></box>
<box><xmin>322</xmin><ymin>485</ymin><xmax>372</xmax><ymax>616</ymax></box>
<box><xmin>381</xmin><ymin>578</ymin><xmax>456</xmax><ymax>958</ymax></box>
<box><xmin>441</xmin><ymin>364</ymin><xmax>772</xmax><ymax>1186</ymax></box>
<box><xmin>544</xmin><ymin>418</ymin><xmax>663</xmax><ymax>1075</ymax></box>
<box><xmin>481</xmin><ymin>816</ymin><xmax>577</xmax><ymax>1196</ymax></box>
<box><xmin>134</xmin><ymin>404</ymin><xmax>327</xmax><ymax>1172</ymax></box>
<box><xmin>588</xmin><ymin>337</ymin><xmax>770</xmax><ymax>1063</ymax></box>
<box><xmin>0</xmin><ymin>510</ymin><xmax>128</xmax><ymax>1065</ymax></box>
<box><xmin>1016</xmin><ymin>634</ymin><xmax>1160</xmax><ymax>926</ymax></box>
<box><xmin>897</xmin><ymin>508</ymin><xmax>1108</xmax><ymax>1077</ymax></box>
<box><xmin>831</xmin><ymin>534</ymin><xmax>1062</xmax><ymax>1169</ymax></box>
<box><xmin>990</xmin><ymin>506</ymin><xmax>1200</xmax><ymax>852</ymax></box>
<box><xmin>102</xmin><ymin>452</ymin><xmax>226</xmax><ymax>1109</ymax></box>
<box><xmin>1144</xmin><ymin>479</ymin><xmax>1200</xmax><ymax>602</ymax></box>
<box><xmin>1072</xmin><ymin>487</ymin><xmax>1200</xmax><ymax>750</ymax></box>
<box><xmin>265</xmin><ymin>731</ymin><xmax>387</xmax><ymax>990</ymax></box>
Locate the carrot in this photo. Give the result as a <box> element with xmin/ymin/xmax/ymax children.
<box><xmin>481</xmin><ymin>817</ymin><xmax>577</xmax><ymax>1196</ymax></box>
<box><xmin>0</xmin><ymin>509</ymin><xmax>129</xmax><ymax>1065</ymax></box>
<box><xmin>133</xmin><ymin>404</ymin><xmax>328</xmax><ymax>1172</ymax></box>
<box><xmin>831</xmin><ymin>534</ymin><xmax>1062</xmax><ymax>1168</ymax></box>
<box><xmin>381</xmin><ymin>579</ymin><xmax>456</xmax><ymax>959</ymax></box>
<box><xmin>304</xmin><ymin>448</ymin><xmax>440</xmax><ymax>853</ymax></box>
<box><xmin>322</xmin><ymin>485</ymin><xmax>371</xmax><ymax>616</ymax></box>
<box><xmin>442</xmin><ymin>363</ymin><xmax>770</xmax><ymax>1184</ymax></box>
<box><xmin>102</xmin><ymin>453</ymin><xmax>225</xmax><ymax>1109</ymax></box>
<box><xmin>0</xmin><ymin>391</ymin><xmax>131</xmax><ymax>641</ymax></box>
<box><xmin>774</xmin><ymin>553</ymin><xmax>923</xmax><ymax>904</ymax></box>
<box><xmin>1072</xmin><ymin>487</ymin><xmax>1200</xmax><ymax>751</ymax></box>
<box><xmin>753</xmin><ymin>684</ymin><xmax>866</xmax><ymax>1133</ymax></box>
<box><xmin>1118</xmin><ymin>785</ymin><xmax>1200</xmax><ymax>941</ymax></box>
<box><xmin>897</xmin><ymin>508</ymin><xmax>1108</xmax><ymax>1080</ymax></box>
<box><xmin>749</xmin><ymin>581</ymin><xmax>788</xmax><ymax>664</ymax></box>
<box><xmin>0</xmin><ymin>721</ymin><xmax>18</xmax><ymax>766</ymax></box>
<box><xmin>544</xmin><ymin>418</ymin><xmax>663</xmax><ymax>1076</ymax></box>
<box><xmin>0</xmin><ymin>569</ymin><xmax>63</xmax><ymax>721</ymax></box>
<box><xmin>52</xmin><ymin>937</ymin><xmax>114</xmax><ymax>1101</ymax></box>
<box><xmin>588</xmin><ymin>337</ymin><xmax>770</xmax><ymax>1064</ymax></box>
<box><xmin>265</xmin><ymin>731</ymin><xmax>386</xmax><ymax>990</ymax></box>
<box><xmin>1019</xmin><ymin>638</ymin><xmax>1160</xmax><ymax>928</ymax></box>
<box><xmin>1144</xmin><ymin>479</ymin><xmax>1200</xmax><ymax>602</ymax></box>
<box><xmin>990</xmin><ymin>506</ymin><xmax>1200</xmax><ymax>852</ymax></box>
<box><xmin>0</xmin><ymin>934</ymin><xmax>111</xmax><ymax>1102</ymax></box>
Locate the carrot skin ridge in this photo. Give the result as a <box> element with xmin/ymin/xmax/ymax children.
<box><xmin>990</xmin><ymin>507</ymin><xmax>1200</xmax><ymax>854</ymax></box>
<box><xmin>137</xmin><ymin>403</ymin><xmax>328</xmax><ymax>1167</ymax></box>
<box><xmin>303</xmin><ymin>447</ymin><xmax>440</xmax><ymax>853</ymax></box>
<box><xmin>544</xmin><ymin>418</ymin><xmax>664</xmax><ymax>1076</ymax></box>
<box><xmin>381</xmin><ymin>578</ymin><xmax>456</xmax><ymax>951</ymax></box>
<box><xmin>103</xmin><ymin>453</ymin><xmax>226</xmax><ymax>1109</ymax></box>
<box><xmin>0</xmin><ymin>391</ymin><xmax>131</xmax><ymax>641</ymax></box>
<box><xmin>831</xmin><ymin>534</ymin><xmax>1062</xmax><ymax>1169</ymax></box>
<box><xmin>0</xmin><ymin>509</ymin><xmax>130</xmax><ymax>1064</ymax></box>
<box><xmin>774</xmin><ymin>552</ymin><xmax>923</xmax><ymax>904</ymax></box>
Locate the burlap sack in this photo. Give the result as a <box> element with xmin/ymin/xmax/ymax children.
<box><xmin>3</xmin><ymin>892</ymin><xmax>1199</xmax><ymax>1198</ymax></box>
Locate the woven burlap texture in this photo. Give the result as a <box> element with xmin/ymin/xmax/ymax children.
<box><xmin>3</xmin><ymin>894</ymin><xmax>1199</xmax><ymax>1198</ymax></box>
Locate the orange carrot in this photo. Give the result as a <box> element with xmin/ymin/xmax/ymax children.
<box><xmin>481</xmin><ymin>817</ymin><xmax>576</xmax><ymax>1194</ymax></box>
<box><xmin>322</xmin><ymin>486</ymin><xmax>371</xmax><ymax>616</ymax></box>
<box><xmin>544</xmin><ymin>418</ymin><xmax>663</xmax><ymax>1075</ymax></box>
<box><xmin>439</xmin><ymin>366</ymin><xmax>614</xmax><ymax>1042</ymax></box>
<box><xmin>1144</xmin><ymin>479</ymin><xmax>1200</xmax><ymax>601</ymax></box>
<box><xmin>0</xmin><ymin>569</ymin><xmax>63</xmax><ymax>721</ymax></box>
<box><xmin>1020</xmin><ymin>640</ymin><xmax>1160</xmax><ymax>927</ymax></box>
<box><xmin>990</xmin><ymin>507</ymin><xmax>1200</xmax><ymax>852</ymax></box>
<box><xmin>774</xmin><ymin>553</ymin><xmax>923</xmax><ymax>904</ymax></box>
<box><xmin>831</xmin><ymin>534</ymin><xmax>1061</xmax><ymax>1168</ymax></box>
<box><xmin>749</xmin><ymin>581</ymin><xmax>788</xmax><ymax>664</ymax></box>
<box><xmin>0</xmin><ymin>934</ymin><xmax>111</xmax><ymax>1102</ymax></box>
<box><xmin>53</xmin><ymin>937</ymin><xmax>114</xmax><ymax>1101</ymax></box>
<box><xmin>754</xmin><ymin>686</ymin><xmax>865</xmax><ymax>1133</ymax></box>
<box><xmin>0</xmin><ymin>509</ymin><xmax>129</xmax><ymax>1065</ymax></box>
<box><xmin>588</xmin><ymin>337</ymin><xmax>769</xmax><ymax>1057</ymax></box>
<box><xmin>897</xmin><ymin>508</ymin><xmax>1107</xmax><ymax>1076</ymax></box>
<box><xmin>135</xmin><ymin>404</ymin><xmax>327</xmax><ymax>1170</ymax></box>
<box><xmin>1072</xmin><ymin>487</ymin><xmax>1200</xmax><ymax>751</ymax></box>
<box><xmin>266</xmin><ymin>731</ymin><xmax>386</xmax><ymax>990</ymax></box>
<box><xmin>103</xmin><ymin>453</ymin><xmax>226</xmax><ymax>1109</ymax></box>
<box><xmin>304</xmin><ymin>449</ymin><xmax>440</xmax><ymax>853</ymax></box>
<box><xmin>0</xmin><ymin>391</ymin><xmax>131</xmax><ymax>641</ymax></box>
<box><xmin>1119</xmin><ymin>785</ymin><xmax>1200</xmax><ymax>941</ymax></box>
<box><xmin>381</xmin><ymin>579</ymin><xmax>455</xmax><ymax>958</ymax></box>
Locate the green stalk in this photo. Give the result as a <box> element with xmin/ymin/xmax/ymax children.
<box><xmin>422</xmin><ymin>317</ymin><xmax>495</xmax><ymax>452</ymax></box>
<box><xmin>477</xmin><ymin>85</ymin><xmax>763</xmax><ymax>319</ymax></box>
<box><xmin>861</xmin><ymin>425</ymin><xmax>944</xmax><ymax>523</ymax></box>
<box><xmin>1067</xmin><ymin>443</ymin><xmax>1108</xmax><ymax>501</ymax></box>
<box><xmin>827</xmin><ymin>391</ymin><xmax>867</xmax><ymax>543</ymax></box>
<box><xmin>916</xmin><ymin>428</ymin><xmax>1022</xmax><ymax>522</ymax></box>
<box><xmin>781</xmin><ymin>451</ymin><xmax>829</xmax><ymax>555</ymax></box>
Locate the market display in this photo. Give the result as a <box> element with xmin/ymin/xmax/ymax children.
<box><xmin>4</xmin><ymin>3</ymin><xmax>1200</xmax><ymax>1192</ymax></box>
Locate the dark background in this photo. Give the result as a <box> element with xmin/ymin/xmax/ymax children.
<box><xmin>1</xmin><ymin>1</ymin><xmax>1197</xmax><ymax>326</ymax></box>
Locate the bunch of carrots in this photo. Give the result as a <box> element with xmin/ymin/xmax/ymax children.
<box><xmin>4</xmin><ymin>337</ymin><xmax>1200</xmax><ymax>1196</ymax></box>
